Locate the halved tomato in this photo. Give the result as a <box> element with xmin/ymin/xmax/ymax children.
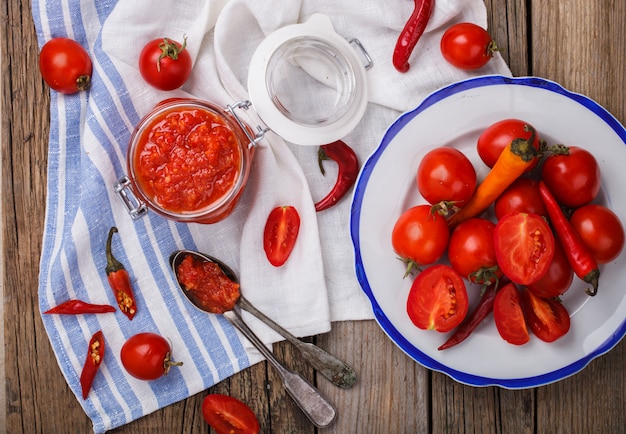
<box><xmin>494</xmin><ymin>212</ymin><xmax>555</xmax><ymax>285</ymax></box>
<box><xmin>202</xmin><ymin>394</ymin><xmax>260</xmax><ymax>434</ymax></box>
<box><xmin>493</xmin><ymin>283</ymin><xmax>529</xmax><ymax>345</ymax></box>
<box><xmin>521</xmin><ymin>289</ymin><xmax>570</xmax><ymax>343</ymax></box>
<box><xmin>406</xmin><ymin>264</ymin><xmax>469</xmax><ymax>333</ymax></box>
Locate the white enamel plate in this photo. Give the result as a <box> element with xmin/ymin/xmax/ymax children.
<box><xmin>351</xmin><ymin>75</ymin><xmax>626</xmax><ymax>388</ymax></box>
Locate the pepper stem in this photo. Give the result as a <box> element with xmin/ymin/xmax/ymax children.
<box><xmin>156</xmin><ymin>36</ymin><xmax>187</xmax><ymax>72</ymax></box>
<box><xmin>105</xmin><ymin>227</ymin><xmax>125</xmax><ymax>274</ymax></box>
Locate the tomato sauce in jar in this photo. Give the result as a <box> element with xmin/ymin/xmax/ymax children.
<box><xmin>176</xmin><ymin>253</ymin><xmax>240</xmax><ymax>314</ymax></box>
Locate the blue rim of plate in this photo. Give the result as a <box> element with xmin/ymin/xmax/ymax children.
<box><xmin>350</xmin><ymin>74</ymin><xmax>626</xmax><ymax>389</ymax></box>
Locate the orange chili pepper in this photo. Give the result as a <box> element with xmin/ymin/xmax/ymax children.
<box><xmin>105</xmin><ymin>227</ymin><xmax>137</xmax><ymax>320</ymax></box>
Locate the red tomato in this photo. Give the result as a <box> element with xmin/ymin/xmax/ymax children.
<box><xmin>120</xmin><ymin>333</ymin><xmax>182</xmax><ymax>380</ymax></box>
<box><xmin>494</xmin><ymin>212</ymin><xmax>555</xmax><ymax>285</ymax></box>
<box><xmin>391</xmin><ymin>205</ymin><xmax>450</xmax><ymax>268</ymax></box>
<box><xmin>493</xmin><ymin>283</ymin><xmax>529</xmax><ymax>345</ymax></box>
<box><xmin>494</xmin><ymin>177</ymin><xmax>547</xmax><ymax>220</ymax></box>
<box><xmin>521</xmin><ymin>289</ymin><xmax>570</xmax><ymax>343</ymax></box>
<box><xmin>477</xmin><ymin>119</ymin><xmax>541</xmax><ymax>171</ymax></box>
<box><xmin>263</xmin><ymin>206</ymin><xmax>300</xmax><ymax>267</ymax></box>
<box><xmin>39</xmin><ymin>37</ymin><xmax>92</xmax><ymax>94</ymax></box>
<box><xmin>440</xmin><ymin>23</ymin><xmax>495</xmax><ymax>70</ymax></box>
<box><xmin>202</xmin><ymin>394</ymin><xmax>260</xmax><ymax>434</ymax></box>
<box><xmin>570</xmin><ymin>204</ymin><xmax>625</xmax><ymax>263</ymax></box>
<box><xmin>447</xmin><ymin>218</ymin><xmax>502</xmax><ymax>285</ymax></box>
<box><xmin>541</xmin><ymin>146</ymin><xmax>601</xmax><ymax>208</ymax></box>
<box><xmin>416</xmin><ymin>147</ymin><xmax>477</xmax><ymax>206</ymax></box>
<box><xmin>139</xmin><ymin>37</ymin><xmax>192</xmax><ymax>91</ymax></box>
<box><xmin>406</xmin><ymin>264</ymin><xmax>469</xmax><ymax>333</ymax></box>
<box><xmin>527</xmin><ymin>239</ymin><xmax>574</xmax><ymax>298</ymax></box>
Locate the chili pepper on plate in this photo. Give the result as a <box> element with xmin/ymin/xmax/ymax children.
<box><xmin>105</xmin><ymin>227</ymin><xmax>137</xmax><ymax>319</ymax></box>
<box><xmin>44</xmin><ymin>299</ymin><xmax>116</xmax><ymax>315</ymax></box>
<box><xmin>392</xmin><ymin>0</ymin><xmax>434</xmax><ymax>72</ymax></box>
<box><xmin>80</xmin><ymin>330</ymin><xmax>105</xmax><ymax>399</ymax></box>
<box><xmin>314</xmin><ymin>140</ymin><xmax>359</xmax><ymax>212</ymax></box>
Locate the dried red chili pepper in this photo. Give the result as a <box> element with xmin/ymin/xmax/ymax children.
<box><xmin>314</xmin><ymin>140</ymin><xmax>359</xmax><ymax>212</ymax></box>
<box><xmin>80</xmin><ymin>330</ymin><xmax>105</xmax><ymax>399</ymax></box>
<box><xmin>392</xmin><ymin>0</ymin><xmax>434</xmax><ymax>72</ymax></box>
<box><xmin>106</xmin><ymin>227</ymin><xmax>137</xmax><ymax>319</ymax></box>
<box><xmin>538</xmin><ymin>181</ymin><xmax>600</xmax><ymax>296</ymax></box>
<box><xmin>44</xmin><ymin>299</ymin><xmax>116</xmax><ymax>315</ymax></box>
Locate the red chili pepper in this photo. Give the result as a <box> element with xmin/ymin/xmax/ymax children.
<box><xmin>106</xmin><ymin>227</ymin><xmax>137</xmax><ymax>319</ymax></box>
<box><xmin>314</xmin><ymin>140</ymin><xmax>359</xmax><ymax>212</ymax></box>
<box><xmin>392</xmin><ymin>0</ymin><xmax>434</xmax><ymax>72</ymax></box>
<box><xmin>538</xmin><ymin>181</ymin><xmax>600</xmax><ymax>296</ymax></box>
<box><xmin>80</xmin><ymin>330</ymin><xmax>105</xmax><ymax>399</ymax></box>
<box><xmin>438</xmin><ymin>279</ymin><xmax>506</xmax><ymax>351</ymax></box>
<box><xmin>44</xmin><ymin>299</ymin><xmax>116</xmax><ymax>315</ymax></box>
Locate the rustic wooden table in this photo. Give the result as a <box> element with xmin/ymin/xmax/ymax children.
<box><xmin>3</xmin><ymin>1</ymin><xmax>625</xmax><ymax>432</ymax></box>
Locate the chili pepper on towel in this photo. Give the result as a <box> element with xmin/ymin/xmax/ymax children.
<box><xmin>315</xmin><ymin>140</ymin><xmax>359</xmax><ymax>212</ymax></box>
<box><xmin>392</xmin><ymin>0</ymin><xmax>434</xmax><ymax>72</ymax></box>
<box><xmin>44</xmin><ymin>299</ymin><xmax>116</xmax><ymax>315</ymax></box>
<box><xmin>80</xmin><ymin>330</ymin><xmax>105</xmax><ymax>399</ymax></box>
<box><xmin>105</xmin><ymin>227</ymin><xmax>138</xmax><ymax>319</ymax></box>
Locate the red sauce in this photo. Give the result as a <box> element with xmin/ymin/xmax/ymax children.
<box><xmin>134</xmin><ymin>107</ymin><xmax>242</xmax><ymax>214</ymax></box>
<box><xmin>176</xmin><ymin>254</ymin><xmax>240</xmax><ymax>314</ymax></box>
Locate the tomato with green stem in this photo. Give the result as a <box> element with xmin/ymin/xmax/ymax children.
<box><xmin>120</xmin><ymin>332</ymin><xmax>183</xmax><ymax>380</ymax></box>
<box><xmin>139</xmin><ymin>37</ymin><xmax>192</xmax><ymax>91</ymax></box>
<box><xmin>440</xmin><ymin>22</ymin><xmax>497</xmax><ymax>70</ymax></box>
<box><xmin>39</xmin><ymin>37</ymin><xmax>92</xmax><ymax>94</ymax></box>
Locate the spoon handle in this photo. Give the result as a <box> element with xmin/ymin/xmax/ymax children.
<box><xmin>238</xmin><ymin>296</ymin><xmax>357</xmax><ymax>389</ymax></box>
<box><xmin>223</xmin><ymin>309</ymin><xmax>336</xmax><ymax>428</ymax></box>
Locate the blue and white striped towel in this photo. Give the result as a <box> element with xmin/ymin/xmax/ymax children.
<box><xmin>34</xmin><ymin>0</ymin><xmax>511</xmax><ymax>431</ymax></box>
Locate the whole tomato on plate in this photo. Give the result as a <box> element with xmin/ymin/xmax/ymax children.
<box><xmin>139</xmin><ymin>37</ymin><xmax>192</xmax><ymax>90</ymax></box>
<box><xmin>494</xmin><ymin>177</ymin><xmax>547</xmax><ymax>219</ymax></box>
<box><xmin>416</xmin><ymin>147</ymin><xmax>476</xmax><ymax>207</ymax></box>
<box><xmin>570</xmin><ymin>204</ymin><xmax>625</xmax><ymax>263</ymax></box>
<box><xmin>440</xmin><ymin>22</ymin><xmax>496</xmax><ymax>70</ymax></box>
<box><xmin>477</xmin><ymin>119</ymin><xmax>542</xmax><ymax>172</ymax></box>
<box><xmin>202</xmin><ymin>394</ymin><xmax>260</xmax><ymax>434</ymax></box>
<box><xmin>39</xmin><ymin>37</ymin><xmax>92</xmax><ymax>94</ymax></box>
<box><xmin>527</xmin><ymin>239</ymin><xmax>574</xmax><ymax>298</ymax></box>
<box><xmin>120</xmin><ymin>332</ymin><xmax>182</xmax><ymax>380</ymax></box>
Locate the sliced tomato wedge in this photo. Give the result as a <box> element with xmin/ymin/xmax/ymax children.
<box><xmin>406</xmin><ymin>264</ymin><xmax>469</xmax><ymax>333</ymax></box>
<box><xmin>494</xmin><ymin>212</ymin><xmax>555</xmax><ymax>285</ymax></box>
<box><xmin>521</xmin><ymin>289</ymin><xmax>571</xmax><ymax>342</ymax></box>
<box><xmin>263</xmin><ymin>206</ymin><xmax>300</xmax><ymax>267</ymax></box>
<box><xmin>493</xmin><ymin>283</ymin><xmax>529</xmax><ymax>345</ymax></box>
<box><xmin>202</xmin><ymin>394</ymin><xmax>260</xmax><ymax>434</ymax></box>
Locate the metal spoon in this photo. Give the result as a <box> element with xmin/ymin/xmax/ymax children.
<box><xmin>169</xmin><ymin>250</ymin><xmax>344</xmax><ymax>428</ymax></box>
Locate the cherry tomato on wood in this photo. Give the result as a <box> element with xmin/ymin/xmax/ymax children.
<box><xmin>406</xmin><ymin>264</ymin><xmax>469</xmax><ymax>333</ymax></box>
<box><xmin>522</xmin><ymin>289</ymin><xmax>570</xmax><ymax>343</ymax></box>
<box><xmin>202</xmin><ymin>394</ymin><xmax>260</xmax><ymax>434</ymax></box>
<box><xmin>527</xmin><ymin>239</ymin><xmax>574</xmax><ymax>298</ymax></box>
<box><xmin>440</xmin><ymin>22</ymin><xmax>496</xmax><ymax>70</ymax></box>
<box><xmin>447</xmin><ymin>218</ymin><xmax>501</xmax><ymax>285</ymax></box>
<box><xmin>416</xmin><ymin>147</ymin><xmax>477</xmax><ymax>207</ymax></box>
<box><xmin>120</xmin><ymin>332</ymin><xmax>182</xmax><ymax>380</ymax></box>
<box><xmin>39</xmin><ymin>37</ymin><xmax>92</xmax><ymax>94</ymax></box>
<box><xmin>263</xmin><ymin>206</ymin><xmax>300</xmax><ymax>267</ymax></box>
<box><xmin>570</xmin><ymin>204</ymin><xmax>625</xmax><ymax>263</ymax></box>
<box><xmin>493</xmin><ymin>212</ymin><xmax>555</xmax><ymax>285</ymax></box>
<box><xmin>494</xmin><ymin>177</ymin><xmax>547</xmax><ymax>220</ymax></box>
<box><xmin>139</xmin><ymin>37</ymin><xmax>192</xmax><ymax>91</ymax></box>
<box><xmin>391</xmin><ymin>205</ymin><xmax>450</xmax><ymax>270</ymax></box>
<box><xmin>477</xmin><ymin>119</ymin><xmax>541</xmax><ymax>172</ymax></box>
<box><xmin>493</xmin><ymin>283</ymin><xmax>529</xmax><ymax>345</ymax></box>
<box><xmin>541</xmin><ymin>146</ymin><xmax>601</xmax><ymax>208</ymax></box>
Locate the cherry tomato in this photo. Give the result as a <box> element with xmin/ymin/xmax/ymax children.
<box><xmin>521</xmin><ymin>289</ymin><xmax>570</xmax><ymax>343</ymax></box>
<box><xmin>39</xmin><ymin>37</ymin><xmax>92</xmax><ymax>94</ymax></box>
<box><xmin>416</xmin><ymin>147</ymin><xmax>477</xmax><ymax>206</ymax></box>
<box><xmin>493</xmin><ymin>212</ymin><xmax>555</xmax><ymax>285</ymax></box>
<box><xmin>494</xmin><ymin>177</ymin><xmax>547</xmax><ymax>220</ymax></box>
<box><xmin>263</xmin><ymin>206</ymin><xmax>300</xmax><ymax>267</ymax></box>
<box><xmin>477</xmin><ymin>119</ymin><xmax>541</xmax><ymax>172</ymax></box>
<box><xmin>493</xmin><ymin>283</ymin><xmax>529</xmax><ymax>345</ymax></box>
<box><xmin>139</xmin><ymin>37</ymin><xmax>192</xmax><ymax>91</ymax></box>
<box><xmin>440</xmin><ymin>22</ymin><xmax>496</xmax><ymax>70</ymax></box>
<box><xmin>120</xmin><ymin>332</ymin><xmax>182</xmax><ymax>380</ymax></box>
<box><xmin>541</xmin><ymin>146</ymin><xmax>601</xmax><ymax>208</ymax></box>
<box><xmin>202</xmin><ymin>394</ymin><xmax>260</xmax><ymax>434</ymax></box>
<box><xmin>570</xmin><ymin>204</ymin><xmax>625</xmax><ymax>263</ymax></box>
<box><xmin>447</xmin><ymin>218</ymin><xmax>502</xmax><ymax>285</ymax></box>
<box><xmin>391</xmin><ymin>205</ymin><xmax>450</xmax><ymax>268</ymax></box>
<box><xmin>406</xmin><ymin>264</ymin><xmax>469</xmax><ymax>333</ymax></box>
<box><xmin>527</xmin><ymin>239</ymin><xmax>574</xmax><ymax>298</ymax></box>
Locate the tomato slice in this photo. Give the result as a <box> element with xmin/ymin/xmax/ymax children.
<box><xmin>263</xmin><ymin>206</ymin><xmax>300</xmax><ymax>267</ymax></box>
<box><xmin>202</xmin><ymin>394</ymin><xmax>260</xmax><ymax>434</ymax></box>
<box><xmin>406</xmin><ymin>264</ymin><xmax>469</xmax><ymax>333</ymax></box>
<box><xmin>493</xmin><ymin>283</ymin><xmax>529</xmax><ymax>345</ymax></box>
<box><xmin>521</xmin><ymin>289</ymin><xmax>571</xmax><ymax>343</ymax></box>
<box><xmin>494</xmin><ymin>212</ymin><xmax>555</xmax><ymax>285</ymax></box>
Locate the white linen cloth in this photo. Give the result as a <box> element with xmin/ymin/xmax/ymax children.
<box><xmin>33</xmin><ymin>0</ymin><xmax>511</xmax><ymax>431</ymax></box>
